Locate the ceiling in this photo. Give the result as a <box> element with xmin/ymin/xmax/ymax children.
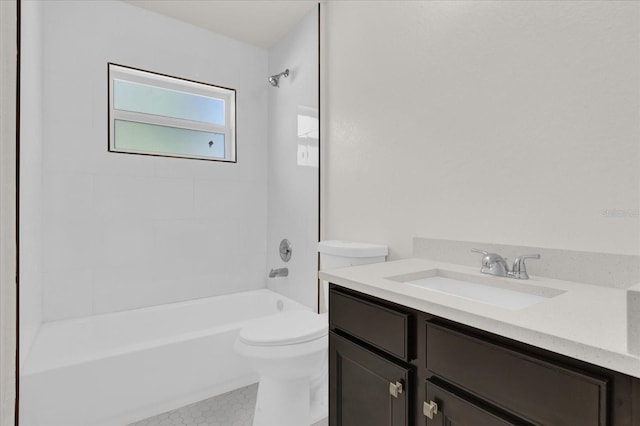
<box><xmin>123</xmin><ymin>0</ymin><xmax>318</xmax><ymax>49</ymax></box>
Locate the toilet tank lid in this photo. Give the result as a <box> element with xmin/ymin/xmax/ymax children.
<box><xmin>318</xmin><ymin>240</ymin><xmax>388</xmax><ymax>258</ymax></box>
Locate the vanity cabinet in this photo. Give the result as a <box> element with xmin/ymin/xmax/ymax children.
<box><xmin>329</xmin><ymin>289</ymin><xmax>414</xmax><ymax>426</ymax></box>
<box><xmin>328</xmin><ymin>284</ymin><xmax>640</xmax><ymax>426</ymax></box>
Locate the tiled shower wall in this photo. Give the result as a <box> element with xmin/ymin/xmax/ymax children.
<box><xmin>266</xmin><ymin>8</ymin><xmax>319</xmax><ymax>310</ymax></box>
<box><xmin>39</xmin><ymin>1</ymin><xmax>269</xmax><ymax>320</ymax></box>
<box><xmin>20</xmin><ymin>0</ymin><xmax>44</xmax><ymax>365</ymax></box>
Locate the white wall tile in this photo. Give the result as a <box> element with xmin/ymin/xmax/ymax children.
<box><xmin>43</xmin><ymin>218</ymin><xmax>100</xmax><ymax>273</ymax></box>
<box><xmin>194</xmin><ymin>179</ymin><xmax>267</xmax><ymax>222</ymax></box>
<box><xmin>32</xmin><ymin>0</ymin><xmax>317</xmax><ymax>322</ymax></box>
<box><xmin>40</xmin><ymin>0</ymin><xmax>269</xmax><ymax>320</ymax></box>
<box><xmin>42</xmin><ymin>268</ymin><xmax>93</xmax><ymax>321</ymax></box>
<box><xmin>43</xmin><ymin>172</ymin><xmax>93</xmax><ymax>221</ymax></box>
<box><xmin>19</xmin><ymin>0</ymin><xmax>44</xmax><ymax>364</ymax></box>
<box><xmin>99</xmin><ymin>221</ymin><xmax>155</xmax><ymax>267</ymax></box>
<box><xmin>147</xmin><ymin>177</ymin><xmax>194</xmax><ymax>221</ymax></box>
<box><xmin>92</xmin><ymin>262</ymin><xmax>157</xmax><ymax>314</ymax></box>
<box><xmin>92</xmin><ymin>175</ymin><xmax>194</xmax><ymax>222</ymax></box>
<box><xmin>152</xmin><ymin>219</ymin><xmax>216</xmax><ymax>263</ymax></box>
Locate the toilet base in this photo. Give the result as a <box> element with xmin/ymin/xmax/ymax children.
<box><xmin>309</xmin><ymin>377</ymin><xmax>328</xmax><ymax>424</ymax></box>
<box><xmin>253</xmin><ymin>376</ymin><xmax>310</xmax><ymax>426</ymax></box>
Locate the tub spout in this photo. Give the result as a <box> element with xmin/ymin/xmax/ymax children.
<box><xmin>269</xmin><ymin>268</ymin><xmax>288</xmax><ymax>278</ymax></box>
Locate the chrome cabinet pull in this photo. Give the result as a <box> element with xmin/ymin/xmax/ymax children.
<box><xmin>389</xmin><ymin>381</ymin><xmax>403</xmax><ymax>398</ymax></box>
<box><xmin>423</xmin><ymin>400</ymin><xmax>439</xmax><ymax>419</ymax></box>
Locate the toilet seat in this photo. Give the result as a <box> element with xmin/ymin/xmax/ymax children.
<box><xmin>239</xmin><ymin>310</ymin><xmax>327</xmax><ymax>346</ymax></box>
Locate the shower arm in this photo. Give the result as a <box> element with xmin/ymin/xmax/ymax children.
<box><xmin>269</xmin><ymin>69</ymin><xmax>290</xmax><ymax>87</ymax></box>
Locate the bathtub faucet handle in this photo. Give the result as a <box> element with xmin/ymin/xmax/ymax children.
<box><xmin>279</xmin><ymin>239</ymin><xmax>292</xmax><ymax>262</ymax></box>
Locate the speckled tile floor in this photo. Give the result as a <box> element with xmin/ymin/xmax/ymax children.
<box><xmin>128</xmin><ymin>384</ymin><xmax>328</xmax><ymax>426</ymax></box>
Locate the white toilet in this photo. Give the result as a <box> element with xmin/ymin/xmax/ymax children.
<box><xmin>234</xmin><ymin>240</ymin><xmax>388</xmax><ymax>426</ymax></box>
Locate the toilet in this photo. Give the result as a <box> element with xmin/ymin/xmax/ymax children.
<box><xmin>234</xmin><ymin>240</ymin><xmax>388</xmax><ymax>426</ymax></box>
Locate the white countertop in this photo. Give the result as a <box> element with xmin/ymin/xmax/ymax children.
<box><xmin>319</xmin><ymin>258</ymin><xmax>640</xmax><ymax>378</ymax></box>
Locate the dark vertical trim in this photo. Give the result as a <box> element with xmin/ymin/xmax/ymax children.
<box><xmin>316</xmin><ymin>1</ymin><xmax>322</xmax><ymax>313</ymax></box>
<box><xmin>106</xmin><ymin>63</ymin><xmax>110</xmax><ymax>156</ymax></box>
<box><xmin>233</xmin><ymin>85</ymin><xmax>239</xmax><ymax>165</ymax></box>
<box><xmin>633</xmin><ymin>378</ymin><xmax>640</xmax><ymax>425</ymax></box>
<box><xmin>15</xmin><ymin>0</ymin><xmax>21</xmax><ymax>424</ymax></box>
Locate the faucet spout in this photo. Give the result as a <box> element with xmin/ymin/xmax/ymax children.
<box><xmin>269</xmin><ymin>268</ymin><xmax>288</xmax><ymax>278</ymax></box>
<box><xmin>471</xmin><ymin>248</ymin><xmax>509</xmax><ymax>277</ymax></box>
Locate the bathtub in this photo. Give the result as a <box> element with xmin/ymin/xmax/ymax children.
<box><xmin>20</xmin><ymin>289</ymin><xmax>312</xmax><ymax>426</ymax></box>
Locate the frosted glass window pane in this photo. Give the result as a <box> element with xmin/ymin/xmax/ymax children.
<box><xmin>114</xmin><ymin>120</ymin><xmax>225</xmax><ymax>159</ymax></box>
<box><xmin>113</xmin><ymin>79</ymin><xmax>225</xmax><ymax>125</ymax></box>
<box><xmin>109</xmin><ymin>63</ymin><xmax>235</xmax><ymax>162</ymax></box>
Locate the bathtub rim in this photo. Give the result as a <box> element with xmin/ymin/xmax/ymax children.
<box><xmin>23</xmin><ymin>289</ymin><xmax>313</xmax><ymax>375</ymax></box>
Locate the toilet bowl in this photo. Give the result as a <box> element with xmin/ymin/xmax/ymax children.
<box><xmin>234</xmin><ymin>310</ymin><xmax>328</xmax><ymax>426</ymax></box>
<box><xmin>235</xmin><ymin>240</ymin><xmax>388</xmax><ymax>426</ymax></box>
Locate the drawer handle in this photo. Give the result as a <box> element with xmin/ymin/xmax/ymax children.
<box><xmin>389</xmin><ymin>381</ymin><xmax>403</xmax><ymax>398</ymax></box>
<box><xmin>423</xmin><ymin>400</ymin><xmax>439</xmax><ymax>419</ymax></box>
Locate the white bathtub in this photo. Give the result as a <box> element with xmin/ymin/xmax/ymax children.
<box><xmin>20</xmin><ymin>289</ymin><xmax>312</xmax><ymax>426</ymax></box>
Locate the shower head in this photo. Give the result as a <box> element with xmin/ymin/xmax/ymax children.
<box><xmin>269</xmin><ymin>69</ymin><xmax>289</xmax><ymax>87</ymax></box>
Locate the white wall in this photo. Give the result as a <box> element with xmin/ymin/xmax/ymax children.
<box><xmin>0</xmin><ymin>0</ymin><xmax>18</xmax><ymax>423</ymax></box>
<box><xmin>266</xmin><ymin>8</ymin><xmax>319</xmax><ymax>309</ymax></box>
<box><xmin>19</xmin><ymin>0</ymin><xmax>43</xmax><ymax>366</ymax></box>
<box><xmin>323</xmin><ymin>1</ymin><xmax>640</xmax><ymax>259</ymax></box>
<box><xmin>40</xmin><ymin>0</ymin><xmax>269</xmax><ymax>320</ymax></box>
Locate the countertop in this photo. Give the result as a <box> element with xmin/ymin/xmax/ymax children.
<box><xmin>319</xmin><ymin>258</ymin><xmax>640</xmax><ymax>378</ymax></box>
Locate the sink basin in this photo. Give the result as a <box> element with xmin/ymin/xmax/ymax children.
<box><xmin>386</xmin><ymin>269</ymin><xmax>565</xmax><ymax>310</ymax></box>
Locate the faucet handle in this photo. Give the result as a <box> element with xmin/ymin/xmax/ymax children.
<box><xmin>509</xmin><ymin>254</ymin><xmax>540</xmax><ymax>279</ymax></box>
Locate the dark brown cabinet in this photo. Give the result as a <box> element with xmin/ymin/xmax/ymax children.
<box><xmin>329</xmin><ymin>332</ymin><xmax>411</xmax><ymax>426</ymax></box>
<box><xmin>329</xmin><ymin>284</ymin><xmax>640</xmax><ymax>426</ymax></box>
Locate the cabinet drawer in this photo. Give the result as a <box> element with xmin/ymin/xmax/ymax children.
<box><xmin>330</xmin><ymin>288</ymin><xmax>409</xmax><ymax>360</ymax></box>
<box><xmin>425</xmin><ymin>380</ymin><xmax>533</xmax><ymax>426</ymax></box>
<box><xmin>426</xmin><ymin>322</ymin><xmax>608</xmax><ymax>426</ymax></box>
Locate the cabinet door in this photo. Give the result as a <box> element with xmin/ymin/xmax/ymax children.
<box><xmin>330</xmin><ymin>331</ymin><xmax>411</xmax><ymax>426</ymax></box>
<box><xmin>425</xmin><ymin>380</ymin><xmax>534</xmax><ymax>426</ymax></box>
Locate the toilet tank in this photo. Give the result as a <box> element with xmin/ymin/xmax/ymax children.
<box><xmin>318</xmin><ymin>240</ymin><xmax>388</xmax><ymax>312</ymax></box>
<box><xmin>318</xmin><ymin>240</ymin><xmax>388</xmax><ymax>269</ymax></box>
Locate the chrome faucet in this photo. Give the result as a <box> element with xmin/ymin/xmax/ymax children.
<box><xmin>471</xmin><ymin>249</ymin><xmax>510</xmax><ymax>277</ymax></box>
<box><xmin>471</xmin><ymin>249</ymin><xmax>540</xmax><ymax>280</ymax></box>
<box><xmin>268</xmin><ymin>268</ymin><xmax>288</xmax><ymax>278</ymax></box>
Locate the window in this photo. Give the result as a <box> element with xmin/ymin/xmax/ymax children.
<box><xmin>108</xmin><ymin>63</ymin><xmax>236</xmax><ymax>162</ymax></box>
